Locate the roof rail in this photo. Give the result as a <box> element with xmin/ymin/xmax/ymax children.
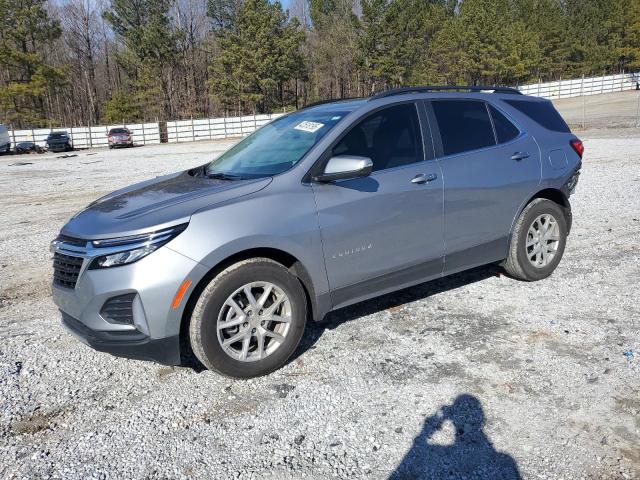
<box><xmin>369</xmin><ymin>85</ymin><xmax>522</xmax><ymax>100</ymax></box>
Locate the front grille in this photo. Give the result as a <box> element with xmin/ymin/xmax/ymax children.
<box><xmin>53</xmin><ymin>252</ymin><xmax>83</xmax><ymax>288</ymax></box>
<box><xmin>100</xmin><ymin>293</ymin><xmax>136</xmax><ymax>325</ymax></box>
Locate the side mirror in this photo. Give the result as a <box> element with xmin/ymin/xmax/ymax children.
<box><xmin>312</xmin><ymin>155</ymin><xmax>373</xmax><ymax>183</ymax></box>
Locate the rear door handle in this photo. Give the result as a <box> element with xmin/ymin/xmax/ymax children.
<box><xmin>411</xmin><ymin>173</ymin><xmax>437</xmax><ymax>184</ymax></box>
<box><xmin>511</xmin><ymin>151</ymin><xmax>530</xmax><ymax>161</ymax></box>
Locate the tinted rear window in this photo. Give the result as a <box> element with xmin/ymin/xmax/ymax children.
<box><xmin>489</xmin><ymin>105</ymin><xmax>520</xmax><ymax>143</ymax></box>
<box><xmin>432</xmin><ymin>100</ymin><xmax>496</xmax><ymax>156</ymax></box>
<box><xmin>504</xmin><ymin>100</ymin><xmax>570</xmax><ymax>133</ymax></box>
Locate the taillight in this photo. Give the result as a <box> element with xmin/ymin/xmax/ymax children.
<box><xmin>570</xmin><ymin>139</ymin><xmax>584</xmax><ymax>158</ymax></box>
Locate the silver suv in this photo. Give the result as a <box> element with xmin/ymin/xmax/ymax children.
<box><xmin>51</xmin><ymin>86</ymin><xmax>582</xmax><ymax>378</ymax></box>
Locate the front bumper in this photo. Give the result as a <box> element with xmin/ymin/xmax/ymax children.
<box><xmin>61</xmin><ymin>311</ymin><xmax>180</xmax><ymax>365</ymax></box>
<box><xmin>109</xmin><ymin>139</ymin><xmax>133</xmax><ymax>146</ymax></box>
<box><xmin>51</xmin><ymin>243</ymin><xmax>209</xmax><ymax>365</ymax></box>
<box><xmin>47</xmin><ymin>143</ymin><xmax>69</xmax><ymax>151</ymax></box>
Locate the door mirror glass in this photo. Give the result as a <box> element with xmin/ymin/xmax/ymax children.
<box><xmin>313</xmin><ymin>155</ymin><xmax>373</xmax><ymax>183</ymax></box>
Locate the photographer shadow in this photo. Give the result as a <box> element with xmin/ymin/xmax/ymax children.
<box><xmin>390</xmin><ymin>394</ymin><xmax>521</xmax><ymax>480</ymax></box>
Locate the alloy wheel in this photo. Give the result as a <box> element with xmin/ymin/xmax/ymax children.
<box><xmin>216</xmin><ymin>281</ymin><xmax>292</xmax><ymax>362</ymax></box>
<box><xmin>526</xmin><ymin>213</ymin><xmax>560</xmax><ymax>268</ymax></box>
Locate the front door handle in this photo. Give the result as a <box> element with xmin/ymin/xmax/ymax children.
<box><xmin>411</xmin><ymin>173</ymin><xmax>437</xmax><ymax>184</ymax></box>
<box><xmin>511</xmin><ymin>151</ymin><xmax>530</xmax><ymax>161</ymax></box>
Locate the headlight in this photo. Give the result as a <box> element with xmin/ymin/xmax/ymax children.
<box><xmin>88</xmin><ymin>224</ymin><xmax>187</xmax><ymax>269</ymax></box>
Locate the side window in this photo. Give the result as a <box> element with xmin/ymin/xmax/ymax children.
<box><xmin>332</xmin><ymin>103</ymin><xmax>423</xmax><ymax>172</ymax></box>
<box><xmin>489</xmin><ymin>105</ymin><xmax>520</xmax><ymax>143</ymax></box>
<box><xmin>432</xmin><ymin>100</ymin><xmax>496</xmax><ymax>156</ymax></box>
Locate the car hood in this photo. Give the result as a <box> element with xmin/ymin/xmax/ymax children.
<box><xmin>61</xmin><ymin>169</ymin><xmax>272</xmax><ymax>239</ymax></box>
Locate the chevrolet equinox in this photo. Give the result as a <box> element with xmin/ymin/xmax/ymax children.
<box><xmin>51</xmin><ymin>86</ymin><xmax>582</xmax><ymax>378</ymax></box>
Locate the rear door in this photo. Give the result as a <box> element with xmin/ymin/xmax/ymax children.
<box><xmin>312</xmin><ymin>102</ymin><xmax>444</xmax><ymax>307</ymax></box>
<box><xmin>426</xmin><ymin>99</ymin><xmax>541</xmax><ymax>271</ymax></box>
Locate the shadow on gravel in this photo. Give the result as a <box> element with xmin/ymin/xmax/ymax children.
<box><xmin>293</xmin><ymin>264</ymin><xmax>501</xmax><ymax>362</ymax></box>
<box><xmin>389</xmin><ymin>394</ymin><xmax>521</xmax><ymax>480</ymax></box>
<box><xmin>181</xmin><ymin>265</ymin><xmax>502</xmax><ymax>373</ymax></box>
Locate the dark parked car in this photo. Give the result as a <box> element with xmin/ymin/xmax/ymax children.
<box><xmin>0</xmin><ymin>124</ymin><xmax>10</xmax><ymax>153</ymax></box>
<box><xmin>46</xmin><ymin>131</ymin><xmax>73</xmax><ymax>152</ymax></box>
<box><xmin>107</xmin><ymin>127</ymin><xmax>134</xmax><ymax>148</ymax></box>
<box><xmin>15</xmin><ymin>141</ymin><xmax>44</xmax><ymax>154</ymax></box>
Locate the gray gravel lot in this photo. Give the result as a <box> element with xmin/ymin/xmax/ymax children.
<box><xmin>0</xmin><ymin>132</ymin><xmax>639</xmax><ymax>479</ymax></box>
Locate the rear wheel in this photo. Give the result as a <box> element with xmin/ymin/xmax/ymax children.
<box><xmin>503</xmin><ymin>198</ymin><xmax>568</xmax><ymax>281</ymax></box>
<box><xmin>189</xmin><ymin>258</ymin><xmax>307</xmax><ymax>378</ymax></box>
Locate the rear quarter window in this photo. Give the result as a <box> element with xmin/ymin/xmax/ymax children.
<box><xmin>504</xmin><ymin>99</ymin><xmax>571</xmax><ymax>133</ymax></box>
<box><xmin>489</xmin><ymin>105</ymin><xmax>520</xmax><ymax>143</ymax></box>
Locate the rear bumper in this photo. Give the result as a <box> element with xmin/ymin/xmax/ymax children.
<box><xmin>61</xmin><ymin>310</ymin><xmax>181</xmax><ymax>365</ymax></box>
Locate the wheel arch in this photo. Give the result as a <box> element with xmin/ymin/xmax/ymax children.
<box><xmin>178</xmin><ymin>247</ymin><xmax>321</xmax><ymax>364</ymax></box>
<box><xmin>526</xmin><ymin>188</ymin><xmax>572</xmax><ymax>233</ymax></box>
<box><xmin>512</xmin><ymin>188</ymin><xmax>572</xmax><ymax>241</ymax></box>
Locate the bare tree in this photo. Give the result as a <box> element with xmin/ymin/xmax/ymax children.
<box><xmin>172</xmin><ymin>0</ymin><xmax>212</xmax><ymax>118</ymax></box>
<box><xmin>61</xmin><ymin>0</ymin><xmax>103</xmax><ymax>124</ymax></box>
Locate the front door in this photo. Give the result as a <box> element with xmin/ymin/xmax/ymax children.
<box><xmin>311</xmin><ymin>102</ymin><xmax>444</xmax><ymax>308</ymax></box>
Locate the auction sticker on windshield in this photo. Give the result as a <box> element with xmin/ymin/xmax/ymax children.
<box><xmin>294</xmin><ymin>121</ymin><xmax>324</xmax><ymax>133</ymax></box>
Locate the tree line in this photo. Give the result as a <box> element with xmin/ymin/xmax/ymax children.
<box><xmin>1</xmin><ymin>0</ymin><xmax>639</xmax><ymax>128</ymax></box>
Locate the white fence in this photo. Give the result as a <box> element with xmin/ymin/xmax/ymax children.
<box><xmin>6</xmin><ymin>73</ymin><xmax>639</xmax><ymax>149</ymax></box>
<box><xmin>8</xmin><ymin>122</ymin><xmax>161</xmax><ymax>149</ymax></box>
<box><xmin>166</xmin><ymin>113</ymin><xmax>283</xmax><ymax>143</ymax></box>
<box><xmin>7</xmin><ymin>113</ymin><xmax>284</xmax><ymax>149</ymax></box>
<box><xmin>517</xmin><ymin>71</ymin><xmax>640</xmax><ymax>99</ymax></box>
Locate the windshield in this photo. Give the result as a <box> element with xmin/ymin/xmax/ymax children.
<box><xmin>110</xmin><ymin>128</ymin><xmax>128</xmax><ymax>134</ymax></box>
<box><xmin>48</xmin><ymin>132</ymin><xmax>67</xmax><ymax>138</ymax></box>
<box><xmin>205</xmin><ymin>109</ymin><xmax>350</xmax><ymax>178</ymax></box>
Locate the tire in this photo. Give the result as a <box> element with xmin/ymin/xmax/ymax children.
<box><xmin>503</xmin><ymin>198</ymin><xmax>568</xmax><ymax>281</ymax></box>
<box><xmin>189</xmin><ymin>258</ymin><xmax>307</xmax><ymax>378</ymax></box>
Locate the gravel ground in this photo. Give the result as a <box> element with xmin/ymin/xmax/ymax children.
<box><xmin>1</xmin><ymin>133</ymin><xmax>639</xmax><ymax>480</ymax></box>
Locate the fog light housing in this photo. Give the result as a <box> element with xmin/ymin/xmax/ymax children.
<box><xmin>100</xmin><ymin>293</ymin><xmax>136</xmax><ymax>325</ymax></box>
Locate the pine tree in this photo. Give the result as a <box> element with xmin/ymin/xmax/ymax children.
<box><xmin>0</xmin><ymin>0</ymin><xmax>67</xmax><ymax>127</ymax></box>
<box><xmin>103</xmin><ymin>0</ymin><xmax>180</xmax><ymax>120</ymax></box>
<box><xmin>358</xmin><ymin>0</ymin><xmax>449</xmax><ymax>90</ymax></box>
<box><xmin>208</xmin><ymin>0</ymin><xmax>305</xmax><ymax>113</ymax></box>
<box><xmin>103</xmin><ymin>89</ymin><xmax>142</xmax><ymax>123</ymax></box>
<box><xmin>423</xmin><ymin>0</ymin><xmax>541</xmax><ymax>85</ymax></box>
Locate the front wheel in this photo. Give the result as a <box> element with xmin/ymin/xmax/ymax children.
<box><xmin>189</xmin><ymin>258</ymin><xmax>307</xmax><ymax>378</ymax></box>
<box><xmin>503</xmin><ymin>198</ymin><xmax>568</xmax><ymax>281</ymax></box>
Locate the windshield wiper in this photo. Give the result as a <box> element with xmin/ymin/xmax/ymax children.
<box><xmin>206</xmin><ymin>171</ymin><xmax>244</xmax><ymax>181</ymax></box>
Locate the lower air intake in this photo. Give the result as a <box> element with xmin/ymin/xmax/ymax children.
<box><xmin>100</xmin><ymin>293</ymin><xmax>137</xmax><ymax>325</ymax></box>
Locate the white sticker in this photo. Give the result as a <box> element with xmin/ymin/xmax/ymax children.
<box><xmin>294</xmin><ymin>121</ymin><xmax>324</xmax><ymax>133</ymax></box>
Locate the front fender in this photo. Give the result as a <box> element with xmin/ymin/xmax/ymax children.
<box><xmin>167</xmin><ymin>185</ymin><xmax>329</xmax><ymax>299</ymax></box>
